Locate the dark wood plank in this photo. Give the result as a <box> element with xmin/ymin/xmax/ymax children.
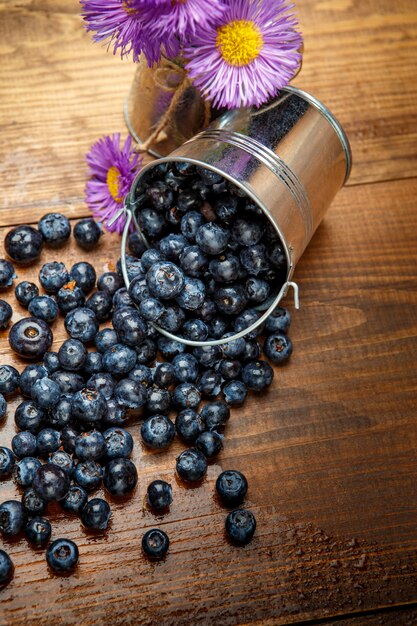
<box><xmin>0</xmin><ymin>177</ymin><xmax>417</xmax><ymax>625</ymax></box>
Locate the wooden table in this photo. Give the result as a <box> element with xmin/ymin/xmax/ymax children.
<box><xmin>1</xmin><ymin>1</ymin><xmax>417</xmax><ymax>624</ymax></box>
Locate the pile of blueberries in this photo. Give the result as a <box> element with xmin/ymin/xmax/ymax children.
<box><xmin>0</xmin><ymin>163</ymin><xmax>293</xmax><ymax>589</ymax></box>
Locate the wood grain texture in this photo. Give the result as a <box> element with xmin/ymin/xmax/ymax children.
<box><xmin>1</xmin><ymin>0</ymin><xmax>417</xmax><ymax>625</ymax></box>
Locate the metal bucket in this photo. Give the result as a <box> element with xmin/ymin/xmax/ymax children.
<box><xmin>118</xmin><ymin>86</ymin><xmax>352</xmax><ymax>347</ymax></box>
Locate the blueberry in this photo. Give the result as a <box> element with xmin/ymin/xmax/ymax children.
<box><xmin>139</xmin><ymin>297</ymin><xmax>165</xmax><ymax>322</ymax></box>
<box><xmin>33</xmin><ymin>463</ymin><xmax>70</xmax><ymax>502</ymax></box>
<box><xmin>0</xmin><ymin>300</ymin><xmax>12</xmax><ymax>329</ymax></box>
<box><xmin>216</xmin><ymin>470</ymin><xmax>248</xmax><ymax>507</ymax></box>
<box><xmin>46</xmin><ymin>538</ymin><xmax>79</xmax><ymax>573</ymax></box>
<box><xmin>0</xmin><ymin>550</ymin><xmax>13</xmax><ymax>587</ymax></box>
<box><xmin>65</xmin><ymin>307</ymin><xmax>99</xmax><ymax>343</ymax></box>
<box><xmin>175</xmin><ymin>409</ymin><xmax>205</xmax><ymax>443</ymax></box>
<box><xmin>119</xmin><ymin>255</ymin><xmax>145</xmax><ymax>282</ymax></box>
<box><xmin>180</xmin><ymin>245</ymin><xmax>208</xmax><ymax>277</ymax></box>
<box><xmin>209</xmin><ymin>253</ymin><xmax>240</xmax><ymax>283</ymax></box>
<box><xmin>193</xmin><ymin>344</ymin><xmax>222</xmax><ymax>368</ymax></box>
<box><xmin>180</xmin><ymin>211</ymin><xmax>204</xmax><ymax>241</ymax></box>
<box><xmin>71</xmin><ymin>388</ymin><xmax>107</xmax><ymax>424</ymax></box>
<box><xmin>28</xmin><ymin>295</ymin><xmax>58</xmax><ymax>324</ymax></box>
<box><xmin>195</xmin><ymin>431</ymin><xmax>223</xmax><ymax>458</ymax></box>
<box><xmin>173</xmin><ymin>383</ymin><xmax>201</xmax><ymax>409</ymax></box>
<box><xmin>152</xmin><ymin>362</ymin><xmax>175</xmax><ymax>388</ymax></box>
<box><xmin>158</xmin><ymin>304</ymin><xmax>185</xmax><ymax>333</ymax></box>
<box><xmin>102</xmin><ymin>344</ymin><xmax>137</xmax><ymax>376</ymax></box>
<box><xmin>45</xmin><ymin>394</ymin><xmax>72</xmax><ymax>429</ymax></box>
<box><xmin>15</xmin><ymin>281</ymin><xmax>39</xmax><ymax>307</ymax></box>
<box><xmin>14</xmin><ymin>402</ymin><xmax>42</xmax><ymax>435</ymax></box>
<box><xmin>141</xmin><ymin>415</ymin><xmax>175</xmax><ymax>450</ymax></box>
<box><xmin>31</xmin><ymin>377</ymin><xmax>61</xmax><ymax>408</ymax></box>
<box><xmin>0</xmin><ymin>364</ymin><xmax>20</xmax><ymax>395</ymax></box>
<box><xmin>206</xmin><ymin>315</ymin><xmax>229</xmax><ymax>339</ymax></box>
<box><xmin>58</xmin><ymin>338</ymin><xmax>88</xmax><ymax>371</ymax></box>
<box><xmin>172</xmin><ymin>354</ymin><xmax>199</xmax><ymax>384</ymax></box>
<box><xmin>12</xmin><ymin>432</ymin><xmax>37</xmax><ymax>459</ymax></box>
<box><xmin>97</xmin><ymin>271</ymin><xmax>124</xmax><ymax>296</ymax></box>
<box><xmin>0</xmin><ymin>447</ymin><xmax>15</xmax><ymax>479</ymax></box>
<box><xmin>263</xmin><ymin>333</ymin><xmax>293</xmax><ymax>363</ymax></box>
<box><xmin>196</xmin><ymin>222</ymin><xmax>229</xmax><ymax>256</ymax></box>
<box><xmin>75</xmin><ymin>430</ymin><xmax>106</xmax><ymax>461</ymax></box>
<box><xmin>73</xmin><ymin>218</ymin><xmax>102</xmax><ymax>249</ymax></box>
<box><xmin>84</xmin><ymin>351</ymin><xmax>103</xmax><ymax>375</ymax></box>
<box><xmin>177</xmin><ymin>190</ymin><xmax>202</xmax><ymax>212</ymax></box>
<box><xmin>128</xmin><ymin>231</ymin><xmax>147</xmax><ymax>257</ymax></box>
<box><xmin>200</xmin><ymin>401</ymin><xmax>230</xmax><ymax>431</ymax></box>
<box><xmin>231</xmin><ymin>217</ymin><xmax>264</xmax><ymax>247</ymax></box>
<box><xmin>176</xmin><ymin>448</ymin><xmax>207</xmax><ymax>483</ymax></box>
<box><xmin>103</xmin><ymin>428</ymin><xmax>133</xmax><ymax>459</ymax></box>
<box><xmin>146</xmin><ymin>387</ymin><xmax>171</xmax><ymax>415</ymax></box>
<box><xmin>221</xmin><ymin>334</ymin><xmax>246</xmax><ymax>359</ymax></box>
<box><xmin>56</xmin><ymin>281</ymin><xmax>85</xmax><ymax>314</ymax></box>
<box><xmin>146</xmin><ymin>262</ymin><xmax>185</xmax><ymax>300</ymax></box>
<box><xmin>213</xmin><ymin>194</ymin><xmax>238</xmax><ymax>221</ymax></box>
<box><xmin>217</xmin><ymin>359</ymin><xmax>241</xmax><ymax>381</ymax></box>
<box><xmin>73</xmin><ymin>460</ymin><xmax>103</xmax><ymax>492</ymax></box>
<box><xmin>128</xmin><ymin>364</ymin><xmax>153</xmax><ymax>386</ymax></box>
<box><xmin>175</xmin><ymin>161</ymin><xmax>195</xmax><ymax>176</ymax></box>
<box><xmin>146</xmin><ymin>480</ymin><xmax>173</xmax><ymax>512</ymax></box>
<box><xmin>38</xmin><ymin>212</ymin><xmax>71</xmax><ymax>245</ymax></box>
<box><xmin>265</xmin><ymin>306</ymin><xmax>291</xmax><ymax>333</ymax></box>
<box><xmin>21</xmin><ymin>487</ymin><xmax>46</xmax><ymax>516</ymax></box>
<box><xmin>87</xmin><ymin>373</ymin><xmax>115</xmax><ymax>400</ymax></box>
<box><xmin>176</xmin><ymin>277</ymin><xmax>205</xmax><ymax>311</ymax></box>
<box><xmin>25</xmin><ymin>516</ymin><xmax>52</xmax><ymax>547</ymax></box>
<box><xmin>182</xmin><ymin>319</ymin><xmax>209</xmax><ymax>342</ymax></box>
<box><xmin>197</xmin><ymin>369</ymin><xmax>222</xmax><ymax>398</ymax></box>
<box><xmin>113</xmin><ymin>288</ymin><xmax>134</xmax><ymax>309</ymax></box>
<box><xmin>142</xmin><ymin>528</ymin><xmax>169</xmax><ymax>559</ymax></box>
<box><xmin>159</xmin><ymin>234</ymin><xmax>188</xmax><ymax>262</ymax></box>
<box><xmin>0</xmin><ymin>258</ymin><xmax>15</xmax><ymax>289</ymax></box>
<box><xmin>39</xmin><ymin>261</ymin><xmax>68</xmax><ymax>293</ymax></box>
<box><xmin>233</xmin><ymin>308</ymin><xmax>262</xmax><ymax>335</ymax></box>
<box><xmin>81</xmin><ymin>498</ymin><xmax>111</xmax><ymax>530</ymax></box>
<box><xmin>268</xmin><ymin>241</ymin><xmax>287</xmax><ymax>271</ymax></box>
<box><xmin>242</xmin><ymin>360</ymin><xmax>274</xmax><ymax>391</ymax></box>
<box><xmin>0</xmin><ymin>393</ymin><xmax>6</xmax><ymax>421</ymax></box>
<box><xmin>112</xmin><ymin>306</ymin><xmax>147</xmax><ymax>347</ymax></box>
<box><xmin>60</xmin><ymin>485</ymin><xmax>88</xmax><ymax>516</ymax></box>
<box><xmin>34</xmin><ymin>428</ymin><xmax>59</xmax><ymax>458</ymax></box>
<box><xmin>129</xmin><ymin>275</ymin><xmax>150</xmax><ymax>305</ymax></box>
<box><xmin>103</xmin><ymin>398</ymin><xmax>128</xmax><ymax>426</ymax></box>
<box><xmin>138</xmin><ymin>207</ymin><xmax>166</xmax><ymax>239</ymax></box>
<box><xmin>86</xmin><ymin>290</ymin><xmax>113</xmax><ymax>322</ymax></box>
<box><xmin>69</xmin><ymin>261</ymin><xmax>97</xmax><ymax>293</ymax></box>
<box><xmin>0</xmin><ymin>501</ymin><xmax>27</xmax><ymax>536</ymax></box>
<box><xmin>240</xmin><ymin>244</ymin><xmax>270</xmax><ymax>276</ymax></box>
<box><xmin>19</xmin><ymin>363</ymin><xmax>47</xmax><ymax>397</ymax></box>
<box><xmin>141</xmin><ymin>248</ymin><xmax>164</xmax><ymax>272</ymax></box>
<box><xmin>246</xmin><ymin>277</ymin><xmax>270</xmax><ymax>303</ymax></box>
<box><xmin>50</xmin><ymin>450</ymin><xmax>74</xmax><ymax>474</ymax></box>
<box><xmin>51</xmin><ymin>370</ymin><xmax>84</xmax><ymax>394</ymax></box>
<box><xmin>214</xmin><ymin>284</ymin><xmax>248</xmax><ymax>316</ymax></box>
<box><xmin>157</xmin><ymin>336</ymin><xmax>185</xmax><ymax>359</ymax></box>
<box><xmin>61</xmin><ymin>425</ymin><xmax>79</xmax><ymax>454</ymax></box>
<box><xmin>225</xmin><ymin>509</ymin><xmax>256</xmax><ymax>545</ymax></box>
<box><xmin>95</xmin><ymin>328</ymin><xmax>119</xmax><ymax>353</ymax></box>
<box><xmin>43</xmin><ymin>351</ymin><xmax>61</xmax><ymax>374</ymax></box>
<box><xmin>103</xmin><ymin>458</ymin><xmax>138</xmax><ymax>496</ymax></box>
<box><xmin>4</xmin><ymin>225</ymin><xmax>43</xmax><ymax>265</ymax></box>
<box><xmin>146</xmin><ymin>180</ymin><xmax>174</xmax><ymax>210</ymax></box>
<box><xmin>197</xmin><ymin>299</ymin><xmax>217</xmax><ymax>323</ymax></box>
<box><xmin>114</xmin><ymin>378</ymin><xmax>147</xmax><ymax>410</ymax></box>
<box><xmin>9</xmin><ymin>317</ymin><xmax>53</xmax><ymax>359</ymax></box>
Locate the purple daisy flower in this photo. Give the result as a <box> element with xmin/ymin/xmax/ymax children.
<box><xmin>85</xmin><ymin>134</ymin><xmax>142</xmax><ymax>234</ymax></box>
<box><xmin>183</xmin><ymin>0</ymin><xmax>303</xmax><ymax>109</ymax></box>
<box><xmin>146</xmin><ymin>0</ymin><xmax>226</xmax><ymax>39</ymax></box>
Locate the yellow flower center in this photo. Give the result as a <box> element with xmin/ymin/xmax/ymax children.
<box><xmin>216</xmin><ymin>19</ymin><xmax>263</xmax><ymax>67</ymax></box>
<box><xmin>106</xmin><ymin>166</ymin><xmax>122</xmax><ymax>203</ymax></box>
<box><xmin>123</xmin><ymin>1</ymin><xmax>138</xmax><ymax>16</ymax></box>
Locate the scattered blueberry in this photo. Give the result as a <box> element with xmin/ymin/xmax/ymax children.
<box><xmin>0</xmin><ymin>550</ymin><xmax>14</xmax><ymax>587</ymax></box>
<box><xmin>142</xmin><ymin>529</ymin><xmax>169</xmax><ymax>559</ymax></box>
<box><xmin>57</xmin><ymin>281</ymin><xmax>86</xmax><ymax>313</ymax></box>
<box><xmin>9</xmin><ymin>317</ymin><xmax>53</xmax><ymax>359</ymax></box>
<box><xmin>173</xmin><ymin>383</ymin><xmax>201</xmax><ymax>409</ymax></box>
<box><xmin>73</xmin><ymin>460</ymin><xmax>103</xmax><ymax>492</ymax></box>
<box><xmin>225</xmin><ymin>509</ymin><xmax>256</xmax><ymax>545</ymax></box>
<box><xmin>0</xmin><ymin>393</ymin><xmax>6</xmax><ymax>421</ymax></box>
<box><xmin>0</xmin><ymin>500</ymin><xmax>27</xmax><ymax>537</ymax></box>
<box><xmin>69</xmin><ymin>262</ymin><xmax>97</xmax><ymax>293</ymax></box>
<box><xmin>242</xmin><ymin>360</ymin><xmax>274</xmax><ymax>391</ymax></box>
<box><xmin>200</xmin><ymin>401</ymin><xmax>230</xmax><ymax>431</ymax></box>
<box><xmin>0</xmin><ymin>300</ymin><xmax>12</xmax><ymax>329</ymax></box>
<box><xmin>141</xmin><ymin>415</ymin><xmax>175</xmax><ymax>450</ymax></box>
<box><xmin>65</xmin><ymin>307</ymin><xmax>98</xmax><ymax>343</ymax></box>
<box><xmin>39</xmin><ymin>261</ymin><xmax>68</xmax><ymax>293</ymax></box>
<box><xmin>21</xmin><ymin>487</ymin><xmax>46</xmax><ymax>516</ymax></box>
<box><xmin>50</xmin><ymin>450</ymin><xmax>74</xmax><ymax>475</ymax></box>
<box><xmin>0</xmin><ymin>259</ymin><xmax>16</xmax><ymax>290</ymax></box>
<box><xmin>38</xmin><ymin>212</ymin><xmax>71</xmax><ymax>246</ymax></box>
<box><xmin>73</xmin><ymin>218</ymin><xmax>102</xmax><ymax>249</ymax></box>
<box><xmin>146</xmin><ymin>480</ymin><xmax>173</xmax><ymax>512</ymax></box>
<box><xmin>71</xmin><ymin>388</ymin><xmax>107</xmax><ymax>424</ymax></box>
<box><xmin>103</xmin><ymin>458</ymin><xmax>138</xmax><ymax>496</ymax></box>
<box><xmin>46</xmin><ymin>538</ymin><xmax>79</xmax><ymax>573</ymax></box>
<box><xmin>81</xmin><ymin>498</ymin><xmax>111</xmax><ymax>530</ymax></box>
<box><xmin>28</xmin><ymin>295</ymin><xmax>58</xmax><ymax>324</ymax></box>
<box><xmin>265</xmin><ymin>306</ymin><xmax>291</xmax><ymax>333</ymax></box>
<box><xmin>31</xmin><ymin>377</ymin><xmax>61</xmax><ymax>408</ymax></box>
<box><xmin>5</xmin><ymin>225</ymin><xmax>43</xmax><ymax>265</ymax></box>
<box><xmin>147</xmin><ymin>261</ymin><xmax>185</xmax><ymax>300</ymax></box>
<box><xmin>33</xmin><ymin>463</ymin><xmax>70</xmax><ymax>502</ymax></box>
<box><xmin>102</xmin><ymin>343</ymin><xmax>137</xmax><ymax>376</ymax></box>
<box><xmin>15</xmin><ymin>281</ymin><xmax>39</xmax><ymax>307</ymax></box>
<box><xmin>176</xmin><ymin>448</ymin><xmax>207</xmax><ymax>483</ymax></box>
<box><xmin>95</xmin><ymin>328</ymin><xmax>118</xmax><ymax>353</ymax></box>
<box><xmin>36</xmin><ymin>428</ymin><xmax>60</xmax><ymax>457</ymax></box>
<box><xmin>60</xmin><ymin>485</ymin><xmax>88</xmax><ymax>516</ymax></box>
<box><xmin>175</xmin><ymin>409</ymin><xmax>205</xmax><ymax>443</ymax></box>
<box><xmin>58</xmin><ymin>338</ymin><xmax>88</xmax><ymax>371</ymax></box>
<box><xmin>0</xmin><ymin>447</ymin><xmax>15</xmax><ymax>479</ymax></box>
<box><xmin>216</xmin><ymin>470</ymin><xmax>248</xmax><ymax>506</ymax></box>
<box><xmin>114</xmin><ymin>378</ymin><xmax>147</xmax><ymax>410</ymax></box>
<box><xmin>0</xmin><ymin>364</ymin><xmax>20</xmax><ymax>396</ymax></box>
<box><xmin>25</xmin><ymin>516</ymin><xmax>52</xmax><ymax>547</ymax></box>
<box><xmin>13</xmin><ymin>457</ymin><xmax>42</xmax><ymax>488</ymax></box>
<box><xmin>43</xmin><ymin>351</ymin><xmax>61</xmax><ymax>374</ymax></box>
<box><xmin>75</xmin><ymin>430</ymin><xmax>106</xmax><ymax>461</ymax></box>
<box><xmin>263</xmin><ymin>333</ymin><xmax>293</xmax><ymax>363</ymax></box>
<box><xmin>12</xmin><ymin>431</ymin><xmax>37</xmax><ymax>459</ymax></box>
<box><xmin>195</xmin><ymin>431</ymin><xmax>223</xmax><ymax>459</ymax></box>
<box><xmin>103</xmin><ymin>427</ymin><xmax>133</xmax><ymax>459</ymax></box>
<box><xmin>223</xmin><ymin>380</ymin><xmax>248</xmax><ymax>406</ymax></box>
